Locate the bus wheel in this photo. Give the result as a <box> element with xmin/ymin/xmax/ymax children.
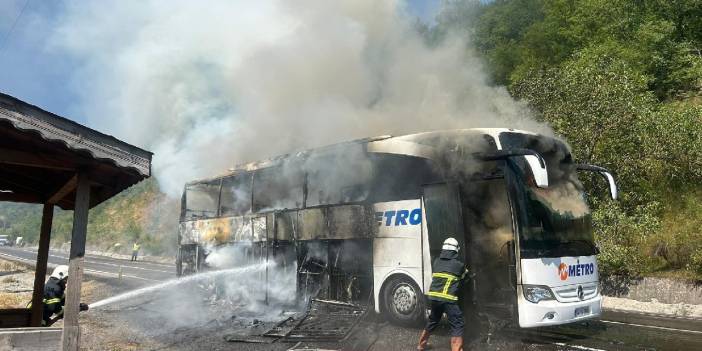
<box><xmin>382</xmin><ymin>276</ymin><xmax>425</xmax><ymax>326</ymax></box>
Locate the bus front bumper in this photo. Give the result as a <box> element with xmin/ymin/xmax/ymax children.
<box><xmin>517</xmin><ymin>293</ymin><xmax>602</xmax><ymax>328</ymax></box>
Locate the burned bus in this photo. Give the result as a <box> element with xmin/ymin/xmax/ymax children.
<box><xmin>176</xmin><ymin>128</ymin><xmax>617</xmax><ymax>328</ymax></box>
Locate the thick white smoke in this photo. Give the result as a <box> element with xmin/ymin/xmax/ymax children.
<box><xmin>50</xmin><ymin>0</ymin><xmax>550</xmax><ymax>196</ymax></box>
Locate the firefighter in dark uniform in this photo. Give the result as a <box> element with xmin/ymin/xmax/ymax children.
<box><xmin>417</xmin><ymin>237</ymin><xmax>469</xmax><ymax>351</ymax></box>
<box><xmin>31</xmin><ymin>265</ymin><xmax>88</xmax><ymax>326</ymax></box>
<box><xmin>42</xmin><ymin>265</ymin><xmax>69</xmax><ymax>326</ymax></box>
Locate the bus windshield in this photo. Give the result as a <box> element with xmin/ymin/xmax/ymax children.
<box><xmin>500</xmin><ymin>132</ymin><xmax>596</xmax><ymax>259</ymax></box>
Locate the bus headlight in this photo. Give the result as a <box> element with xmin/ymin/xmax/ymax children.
<box><xmin>523</xmin><ymin>285</ymin><xmax>555</xmax><ymax>303</ymax></box>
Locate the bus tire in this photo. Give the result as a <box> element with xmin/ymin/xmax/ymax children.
<box><xmin>382</xmin><ymin>275</ymin><xmax>425</xmax><ymax>327</ymax></box>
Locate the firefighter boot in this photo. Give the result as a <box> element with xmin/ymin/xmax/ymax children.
<box><xmin>450</xmin><ymin>336</ymin><xmax>463</xmax><ymax>351</ymax></box>
<box><xmin>417</xmin><ymin>329</ymin><xmax>430</xmax><ymax>350</ymax></box>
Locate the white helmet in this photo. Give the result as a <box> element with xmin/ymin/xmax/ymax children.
<box><xmin>51</xmin><ymin>265</ymin><xmax>69</xmax><ymax>280</ymax></box>
<box><xmin>442</xmin><ymin>237</ymin><xmax>459</xmax><ymax>252</ymax></box>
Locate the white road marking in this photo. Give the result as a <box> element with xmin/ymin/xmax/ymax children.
<box><xmin>83</xmin><ymin>268</ymin><xmax>163</xmax><ymax>283</ymax></box>
<box><xmin>84</xmin><ymin>255</ymin><xmax>174</xmax><ymax>268</ymax></box>
<box><xmin>0</xmin><ymin>252</ymin><xmax>35</xmax><ymax>264</ymax></box>
<box><xmin>601</xmin><ymin>320</ymin><xmax>702</xmax><ymax>334</ymax></box>
<box><xmin>553</xmin><ymin>342</ymin><xmax>607</xmax><ymax>351</ymax></box>
<box><xmin>7</xmin><ymin>247</ymin><xmax>173</xmax><ymax>268</ymax></box>
<box><xmin>0</xmin><ymin>252</ymin><xmax>164</xmax><ymax>283</ymax></box>
<box><xmin>46</xmin><ymin>253</ymin><xmax>172</xmax><ymax>274</ymax></box>
<box><xmin>2</xmin><ymin>248</ymin><xmax>172</xmax><ymax>274</ymax></box>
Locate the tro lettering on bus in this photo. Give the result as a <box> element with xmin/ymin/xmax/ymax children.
<box><xmin>375</xmin><ymin>209</ymin><xmax>422</xmax><ymax>226</ymax></box>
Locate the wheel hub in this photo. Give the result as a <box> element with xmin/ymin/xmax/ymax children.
<box><xmin>393</xmin><ymin>284</ymin><xmax>417</xmax><ymax>315</ymax></box>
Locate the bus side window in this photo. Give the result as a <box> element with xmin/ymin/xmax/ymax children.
<box><xmin>185</xmin><ymin>181</ymin><xmax>221</xmax><ymax>220</ymax></box>
<box><xmin>220</xmin><ymin>173</ymin><xmax>252</xmax><ymax>216</ymax></box>
<box><xmin>370</xmin><ymin>155</ymin><xmax>437</xmax><ymax>203</ymax></box>
<box><xmin>253</xmin><ymin>164</ymin><xmax>304</xmax><ymax>212</ymax></box>
<box><xmin>305</xmin><ymin>153</ymin><xmax>371</xmax><ymax>207</ymax></box>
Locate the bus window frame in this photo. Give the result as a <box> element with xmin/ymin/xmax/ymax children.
<box><xmin>183</xmin><ymin>179</ymin><xmax>222</xmax><ymax>221</ymax></box>
<box><xmin>252</xmin><ymin>165</ymin><xmax>305</xmax><ymax>213</ymax></box>
<box><xmin>219</xmin><ymin>172</ymin><xmax>254</xmax><ymax>217</ymax></box>
<box><xmin>304</xmin><ymin>153</ymin><xmax>373</xmax><ymax>207</ymax></box>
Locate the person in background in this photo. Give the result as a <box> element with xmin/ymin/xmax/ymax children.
<box><xmin>131</xmin><ymin>241</ymin><xmax>140</xmax><ymax>261</ymax></box>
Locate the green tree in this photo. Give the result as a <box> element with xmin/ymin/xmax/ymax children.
<box><xmin>512</xmin><ymin>52</ymin><xmax>658</xmax><ymax>200</ymax></box>
<box><xmin>441</xmin><ymin>0</ymin><xmax>702</xmax><ymax>100</ymax></box>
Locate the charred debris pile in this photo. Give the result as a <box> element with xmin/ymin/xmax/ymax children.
<box><xmin>223</xmin><ymin>299</ymin><xmax>371</xmax><ymax>348</ymax></box>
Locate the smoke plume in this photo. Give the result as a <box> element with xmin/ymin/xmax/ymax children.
<box><xmin>49</xmin><ymin>0</ymin><xmax>551</xmax><ymax>196</ymax></box>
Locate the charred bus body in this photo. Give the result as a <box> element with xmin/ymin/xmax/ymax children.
<box><xmin>177</xmin><ymin>128</ymin><xmax>617</xmax><ymax>328</ymax></box>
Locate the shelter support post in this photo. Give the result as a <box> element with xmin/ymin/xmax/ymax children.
<box><xmin>30</xmin><ymin>203</ymin><xmax>54</xmax><ymax>327</ymax></box>
<box><xmin>61</xmin><ymin>173</ymin><xmax>90</xmax><ymax>351</ymax></box>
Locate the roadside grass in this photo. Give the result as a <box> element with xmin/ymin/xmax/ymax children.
<box><xmin>0</xmin><ymin>260</ymin><xmax>24</xmax><ymax>272</ymax></box>
<box><xmin>0</xmin><ymin>291</ymin><xmax>32</xmax><ymax>308</ymax></box>
<box><xmin>642</xmin><ymin>189</ymin><xmax>702</xmax><ymax>280</ymax></box>
<box><xmin>0</xmin><ymin>258</ymin><xmax>32</xmax><ymax>308</ymax></box>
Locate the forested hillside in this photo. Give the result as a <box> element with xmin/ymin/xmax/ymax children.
<box><xmin>430</xmin><ymin>0</ymin><xmax>702</xmax><ymax>277</ymax></box>
<box><xmin>0</xmin><ymin>179</ymin><xmax>179</xmax><ymax>256</ymax></box>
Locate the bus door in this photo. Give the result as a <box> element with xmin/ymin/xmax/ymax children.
<box><xmin>460</xmin><ymin>178</ymin><xmax>519</xmax><ymax>325</ymax></box>
<box><xmin>424</xmin><ymin>182</ymin><xmax>483</xmax><ymax>326</ymax></box>
<box><xmin>422</xmin><ymin>183</ymin><xmax>466</xmax><ymax>258</ymax></box>
<box><xmin>422</xmin><ymin>182</ymin><xmax>467</xmax><ymax>301</ymax></box>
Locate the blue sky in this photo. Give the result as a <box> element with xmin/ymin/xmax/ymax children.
<box><xmin>0</xmin><ymin>1</ymin><xmax>80</xmax><ymax>119</ymax></box>
<box><xmin>0</xmin><ymin>0</ymin><xmax>442</xmax><ymax>127</ymax></box>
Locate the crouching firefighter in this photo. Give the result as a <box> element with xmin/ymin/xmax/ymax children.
<box><xmin>28</xmin><ymin>265</ymin><xmax>89</xmax><ymax>326</ymax></box>
<box><xmin>417</xmin><ymin>237</ymin><xmax>470</xmax><ymax>351</ymax></box>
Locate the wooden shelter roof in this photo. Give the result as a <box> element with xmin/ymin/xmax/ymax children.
<box><xmin>0</xmin><ymin>92</ymin><xmax>152</xmax><ymax>210</ymax></box>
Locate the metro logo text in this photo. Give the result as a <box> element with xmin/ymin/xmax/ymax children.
<box><xmin>375</xmin><ymin>209</ymin><xmax>422</xmax><ymax>226</ymax></box>
<box><xmin>558</xmin><ymin>262</ymin><xmax>595</xmax><ymax>281</ymax></box>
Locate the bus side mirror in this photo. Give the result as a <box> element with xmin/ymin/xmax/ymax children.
<box><xmin>524</xmin><ymin>155</ymin><xmax>549</xmax><ymax>189</ymax></box>
<box><xmin>576</xmin><ymin>164</ymin><xmax>618</xmax><ymax>200</ymax></box>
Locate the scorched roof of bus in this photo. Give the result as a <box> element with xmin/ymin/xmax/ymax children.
<box><xmin>185</xmin><ymin>128</ymin><xmax>547</xmax><ymax>186</ymax></box>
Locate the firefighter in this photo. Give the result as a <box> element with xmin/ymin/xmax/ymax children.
<box><xmin>417</xmin><ymin>237</ymin><xmax>469</xmax><ymax>351</ymax></box>
<box><xmin>131</xmin><ymin>242</ymin><xmax>140</xmax><ymax>261</ymax></box>
<box><xmin>35</xmin><ymin>265</ymin><xmax>89</xmax><ymax>326</ymax></box>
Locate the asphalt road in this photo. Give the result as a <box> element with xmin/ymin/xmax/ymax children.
<box><xmin>0</xmin><ymin>246</ymin><xmax>174</xmax><ymax>284</ymax></box>
<box><xmin>2</xmin><ymin>246</ymin><xmax>701</xmax><ymax>350</ymax></box>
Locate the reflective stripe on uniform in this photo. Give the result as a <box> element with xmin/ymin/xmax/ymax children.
<box><xmin>429</xmin><ymin>272</ymin><xmax>459</xmax><ymax>301</ymax></box>
<box><xmin>442</xmin><ymin>276</ymin><xmax>455</xmax><ymax>294</ymax></box>
<box><xmin>432</xmin><ymin>272</ymin><xmax>458</xmax><ymax>279</ymax></box>
<box><xmin>427</xmin><ymin>291</ymin><xmax>458</xmax><ymax>301</ymax></box>
<box><xmin>28</xmin><ymin>298</ymin><xmax>62</xmax><ymax>308</ymax></box>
